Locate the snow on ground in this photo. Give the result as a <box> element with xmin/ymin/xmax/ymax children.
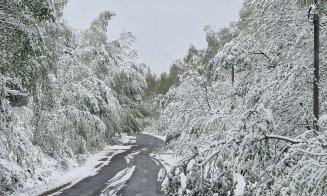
<box><xmin>151</xmin><ymin>157</ymin><xmax>160</xmax><ymax>166</ymax></box>
<box><xmin>150</xmin><ymin>150</ymin><xmax>181</xmax><ymax>192</ymax></box>
<box><xmin>124</xmin><ymin>150</ymin><xmax>141</xmax><ymax>164</ymax></box>
<box><xmin>157</xmin><ymin>167</ymin><xmax>166</xmax><ymax>182</ymax></box>
<box><xmin>119</xmin><ymin>134</ymin><xmax>137</xmax><ymax>144</ymax></box>
<box><xmin>234</xmin><ymin>173</ymin><xmax>246</xmax><ymax>196</ymax></box>
<box><xmin>100</xmin><ymin>166</ymin><xmax>136</xmax><ymax>196</ymax></box>
<box><xmin>142</xmin><ymin>131</ymin><xmax>183</xmax><ymax>192</ymax></box>
<box><xmin>180</xmin><ymin>171</ymin><xmax>187</xmax><ymax>193</ymax></box>
<box><xmin>15</xmin><ymin>135</ymin><xmax>135</xmax><ymax>196</ymax></box>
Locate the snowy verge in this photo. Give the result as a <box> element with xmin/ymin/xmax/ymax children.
<box><xmin>150</xmin><ymin>150</ymin><xmax>180</xmax><ymax>192</ymax></box>
<box><xmin>15</xmin><ymin>135</ymin><xmax>135</xmax><ymax>196</ymax></box>
<box><xmin>152</xmin><ymin>150</ymin><xmax>246</xmax><ymax>195</ymax></box>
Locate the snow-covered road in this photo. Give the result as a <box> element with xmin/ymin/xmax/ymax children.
<box><xmin>59</xmin><ymin>133</ymin><xmax>164</xmax><ymax>196</ymax></box>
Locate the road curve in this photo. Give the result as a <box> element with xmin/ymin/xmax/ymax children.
<box><xmin>59</xmin><ymin>133</ymin><xmax>164</xmax><ymax>196</ymax></box>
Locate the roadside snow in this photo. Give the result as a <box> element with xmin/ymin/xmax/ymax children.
<box><xmin>234</xmin><ymin>173</ymin><xmax>246</xmax><ymax>196</ymax></box>
<box><xmin>151</xmin><ymin>157</ymin><xmax>160</xmax><ymax>166</ymax></box>
<box><xmin>151</xmin><ymin>150</ymin><xmax>181</xmax><ymax>192</ymax></box>
<box><xmin>16</xmin><ymin>136</ymin><xmax>134</xmax><ymax>196</ymax></box>
<box><xmin>154</xmin><ymin>150</ymin><xmax>179</xmax><ymax>169</ymax></box>
<box><xmin>124</xmin><ymin>150</ymin><xmax>141</xmax><ymax>164</ymax></box>
<box><xmin>119</xmin><ymin>134</ymin><xmax>136</xmax><ymax>144</ymax></box>
<box><xmin>157</xmin><ymin>167</ymin><xmax>166</xmax><ymax>182</ymax></box>
<box><xmin>180</xmin><ymin>172</ymin><xmax>187</xmax><ymax>193</ymax></box>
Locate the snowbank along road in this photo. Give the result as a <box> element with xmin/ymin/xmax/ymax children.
<box><xmin>59</xmin><ymin>133</ymin><xmax>164</xmax><ymax>196</ymax></box>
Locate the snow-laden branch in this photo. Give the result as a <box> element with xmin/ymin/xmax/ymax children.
<box><xmin>260</xmin><ymin>134</ymin><xmax>327</xmax><ymax>156</ymax></box>
<box><xmin>262</xmin><ymin>134</ymin><xmax>327</xmax><ymax>148</ymax></box>
<box><xmin>263</xmin><ymin>134</ymin><xmax>302</xmax><ymax>144</ymax></box>
<box><xmin>4</xmin><ymin>89</ymin><xmax>28</xmax><ymax>97</ymax></box>
<box><xmin>195</xmin><ymin>138</ymin><xmax>235</xmax><ymax>167</ymax></box>
<box><xmin>286</xmin><ymin>144</ymin><xmax>327</xmax><ymax>156</ymax></box>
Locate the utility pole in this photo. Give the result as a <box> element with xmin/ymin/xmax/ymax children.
<box><xmin>232</xmin><ymin>65</ymin><xmax>234</xmax><ymax>84</ymax></box>
<box><xmin>313</xmin><ymin>0</ymin><xmax>320</xmax><ymax>131</ymax></box>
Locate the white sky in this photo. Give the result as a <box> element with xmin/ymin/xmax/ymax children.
<box><xmin>63</xmin><ymin>0</ymin><xmax>244</xmax><ymax>75</ymax></box>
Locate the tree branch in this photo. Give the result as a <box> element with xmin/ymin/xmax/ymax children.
<box><xmin>262</xmin><ymin>134</ymin><xmax>327</xmax><ymax>148</ymax></box>
<box><xmin>252</xmin><ymin>50</ymin><xmax>271</xmax><ymax>61</ymax></box>
<box><xmin>263</xmin><ymin>134</ymin><xmax>302</xmax><ymax>144</ymax></box>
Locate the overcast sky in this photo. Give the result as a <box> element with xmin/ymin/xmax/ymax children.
<box><xmin>63</xmin><ymin>0</ymin><xmax>244</xmax><ymax>75</ymax></box>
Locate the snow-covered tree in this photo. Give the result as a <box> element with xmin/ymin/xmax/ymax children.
<box><xmin>0</xmin><ymin>3</ymin><xmax>148</xmax><ymax>194</ymax></box>
<box><xmin>158</xmin><ymin>0</ymin><xmax>327</xmax><ymax>195</ymax></box>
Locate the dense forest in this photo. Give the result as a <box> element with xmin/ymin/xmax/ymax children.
<box><xmin>2</xmin><ymin>0</ymin><xmax>327</xmax><ymax>195</ymax></box>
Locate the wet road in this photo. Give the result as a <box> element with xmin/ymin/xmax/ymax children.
<box><xmin>59</xmin><ymin>133</ymin><xmax>164</xmax><ymax>196</ymax></box>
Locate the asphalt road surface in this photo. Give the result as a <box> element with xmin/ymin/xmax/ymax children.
<box><xmin>59</xmin><ymin>133</ymin><xmax>164</xmax><ymax>196</ymax></box>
